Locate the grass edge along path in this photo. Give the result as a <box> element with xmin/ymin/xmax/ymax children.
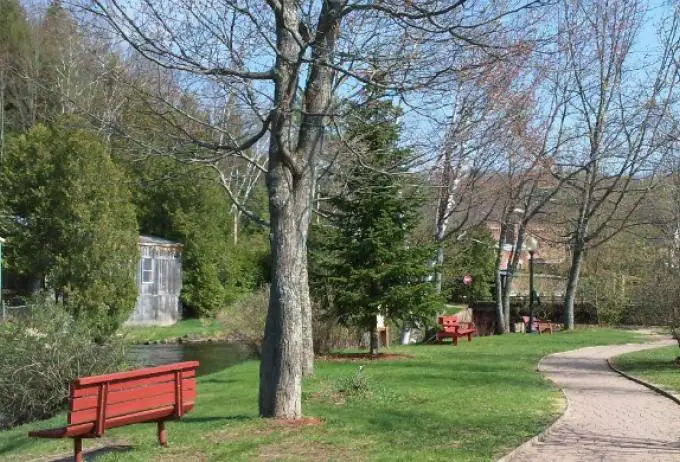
<box><xmin>612</xmin><ymin>344</ymin><xmax>680</xmax><ymax>396</ymax></box>
<box><xmin>0</xmin><ymin>328</ymin><xmax>645</xmax><ymax>462</ymax></box>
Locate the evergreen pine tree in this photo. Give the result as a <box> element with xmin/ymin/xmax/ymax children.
<box><xmin>313</xmin><ymin>95</ymin><xmax>442</xmax><ymax>355</ymax></box>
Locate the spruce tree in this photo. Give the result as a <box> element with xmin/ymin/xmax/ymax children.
<box><xmin>313</xmin><ymin>96</ymin><xmax>442</xmax><ymax>355</ymax></box>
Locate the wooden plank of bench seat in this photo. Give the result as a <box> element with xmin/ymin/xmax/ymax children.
<box><xmin>104</xmin><ymin>403</ymin><xmax>194</xmax><ymax>430</ymax></box>
<box><xmin>28</xmin><ymin>423</ymin><xmax>94</xmax><ymax>439</ymax></box>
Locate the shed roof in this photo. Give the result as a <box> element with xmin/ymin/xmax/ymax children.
<box><xmin>139</xmin><ymin>235</ymin><xmax>183</xmax><ymax>248</ymax></box>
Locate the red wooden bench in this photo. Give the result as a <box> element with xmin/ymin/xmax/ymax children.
<box><xmin>435</xmin><ymin>315</ymin><xmax>477</xmax><ymax>346</ymax></box>
<box><xmin>522</xmin><ymin>316</ymin><xmax>555</xmax><ymax>334</ymax></box>
<box><xmin>28</xmin><ymin>361</ymin><xmax>199</xmax><ymax>462</ymax></box>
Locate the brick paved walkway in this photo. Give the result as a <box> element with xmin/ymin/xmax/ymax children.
<box><xmin>503</xmin><ymin>341</ymin><xmax>680</xmax><ymax>461</ymax></box>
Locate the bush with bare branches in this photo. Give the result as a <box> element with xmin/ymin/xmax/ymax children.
<box><xmin>0</xmin><ymin>297</ymin><xmax>127</xmax><ymax>429</ymax></box>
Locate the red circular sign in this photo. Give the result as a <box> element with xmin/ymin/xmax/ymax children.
<box><xmin>463</xmin><ymin>275</ymin><xmax>472</xmax><ymax>285</ymax></box>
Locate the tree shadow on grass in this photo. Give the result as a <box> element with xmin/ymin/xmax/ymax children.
<box><xmin>182</xmin><ymin>415</ymin><xmax>252</xmax><ymax>425</ymax></box>
<box><xmin>198</xmin><ymin>377</ymin><xmax>239</xmax><ymax>385</ymax></box>
<box><xmin>46</xmin><ymin>445</ymin><xmax>133</xmax><ymax>462</ymax></box>
<box><xmin>333</xmin><ymin>405</ymin><xmax>543</xmax><ymax>454</ymax></box>
<box><xmin>0</xmin><ymin>434</ymin><xmax>32</xmax><ymax>456</ymax></box>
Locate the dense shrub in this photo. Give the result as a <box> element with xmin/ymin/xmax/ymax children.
<box><xmin>471</xmin><ymin>297</ymin><xmax>599</xmax><ymax>326</ymax></box>
<box><xmin>0</xmin><ymin>298</ymin><xmax>127</xmax><ymax>428</ymax></box>
<box><xmin>217</xmin><ymin>285</ymin><xmax>269</xmax><ymax>354</ymax></box>
<box><xmin>312</xmin><ymin>312</ymin><xmax>364</xmax><ymax>354</ymax></box>
<box><xmin>0</xmin><ymin>121</ymin><xmax>139</xmax><ymax>339</ymax></box>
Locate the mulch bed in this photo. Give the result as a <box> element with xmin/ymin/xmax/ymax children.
<box><xmin>317</xmin><ymin>352</ymin><xmax>415</xmax><ymax>361</ymax></box>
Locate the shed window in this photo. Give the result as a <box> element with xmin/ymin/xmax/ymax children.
<box><xmin>141</xmin><ymin>258</ymin><xmax>154</xmax><ymax>283</ymax></box>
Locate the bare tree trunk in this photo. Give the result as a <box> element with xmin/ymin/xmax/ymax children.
<box><xmin>259</xmin><ymin>4</ymin><xmax>306</xmax><ymax>418</ymax></box>
<box><xmin>232</xmin><ymin>210</ymin><xmax>239</xmax><ymax>245</ymax></box>
<box><xmin>259</xmin><ymin>171</ymin><xmax>311</xmax><ymax>419</ymax></box>
<box><xmin>300</xmin><ymin>254</ymin><xmax>314</xmax><ymax>376</ymax></box>
<box><xmin>434</xmin><ymin>245</ymin><xmax>445</xmax><ymax>295</ymax></box>
<box><xmin>502</xmin><ymin>225</ymin><xmax>525</xmax><ymax>332</ymax></box>
<box><xmin>433</xmin><ymin>140</ymin><xmax>456</xmax><ymax>295</ymax></box>
<box><xmin>370</xmin><ymin>316</ymin><xmax>379</xmax><ymax>356</ymax></box>
<box><xmin>563</xmin><ymin>238</ymin><xmax>585</xmax><ymax>330</ymax></box>
<box><xmin>0</xmin><ymin>71</ymin><xmax>5</xmax><ymax>162</ymax></box>
<box><xmin>260</xmin><ymin>0</ymin><xmax>341</xmax><ymax>417</ymax></box>
<box><xmin>494</xmin><ymin>222</ymin><xmax>507</xmax><ymax>334</ymax></box>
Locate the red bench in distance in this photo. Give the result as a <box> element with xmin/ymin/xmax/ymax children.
<box><xmin>28</xmin><ymin>361</ymin><xmax>199</xmax><ymax>462</ymax></box>
<box><xmin>522</xmin><ymin>316</ymin><xmax>555</xmax><ymax>334</ymax></box>
<box><xmin>435</xmin><ymin>315</ymin><xmax>477</xmax><ymax>345</ymax></box>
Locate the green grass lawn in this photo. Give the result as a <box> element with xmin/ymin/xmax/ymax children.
<box><xmin>613</xmin><ymin>345</ymin><xmax>680</xmax><ymax>394</ymax></box>
<box><xmin>0</xmin><ymin>328</ymin><xmax>643</xmax><ymax>462</ymax></box>
<box><xmin>120</xmin><ymin>318</ymin><xmax>226</xmax><ymax>344</ymax></box>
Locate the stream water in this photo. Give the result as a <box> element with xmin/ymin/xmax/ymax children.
<box><xmin>127</xmin><ymin>342</ymin><xmax>255</xmax><ymax>376</ymax></box>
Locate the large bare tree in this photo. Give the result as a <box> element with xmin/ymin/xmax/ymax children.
<box><xmin>81</xmin><ymin>0</ymin><xmax>547</xmax><ymax>419</ymax></box>
<box><xmin>552</xmin><ymin>0</ymin><xmax>680</xmax><ymax>329</ymax></box>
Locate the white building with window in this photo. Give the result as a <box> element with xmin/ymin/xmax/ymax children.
<box><xmin>126</xmin><ymin>236</ymin><xmax>183</xmax><ymax>326</ymax></box>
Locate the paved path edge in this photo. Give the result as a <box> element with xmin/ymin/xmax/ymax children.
<box><xmin>606</xmin><ymin>356</ymin><xmax>680</xmax><ymax>406</ymax></box>
<box><xmin>496</xmin><ymin>341</ymin><xmax>679</xmax><ymax>462</ymax></box>
<box><xmin>495</xmin><ymin>354</ymin><xmax>569</xmax><ymax>462</ymax></box>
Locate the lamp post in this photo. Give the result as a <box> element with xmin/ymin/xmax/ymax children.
<box><xmin>525</xmin><ymin>236</ymin><xmax>538</xmax><ymax>333</ymax></box>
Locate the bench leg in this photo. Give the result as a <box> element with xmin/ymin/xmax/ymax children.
<box><xmin>467</xmin><ymin>333</ymin><xmax>472</xmax><ymax>342</ymax></box>
<box><xmin>453</xmin><ymin>335</ymin><xmax>458</xmax><ymax>346</ymax></box>
<box><xmin>74</xmin><ymin>437</ymin><xmax>83</xmax><ymax>462</ymax></box>
<box><xmin>158</xmin><ymin>421</ymin><xmax>168</xmax><ymax>447</ymax></box>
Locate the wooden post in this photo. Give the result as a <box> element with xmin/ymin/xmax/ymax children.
<box><xmin>158</xmin><ymin>421</ymin><xmax>168</xmax><ymax>446</ymax></box>
<box><xmin>95</xmin><ymin>383</ymin><xmax>108</xmax><ymax>437</ymax></box>
<box><xmin>174</xmin><ymin>371</ymin><xmax>184</xmax><ymax>418</ymax></box>
<box><xmin>74</xmin><ymin>438</ymin><xmax>83</xmax><ymax>462</ymax></box>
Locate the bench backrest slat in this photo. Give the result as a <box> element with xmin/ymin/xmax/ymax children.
<box><xmin>69</xmin><ymin>388</ymin><xmax>197</xmax><ymax>425</ymax></box>
<box><xmin>71</xmin><ymin>370</ymin><xmax>196</xmax><ymax>398</ymax></box>
<box><xmin>71</xmin><ymin>377</ymin><xmax>197</xmax><ymax>412</ymax></box>
<box><xmin>438</xmin><ymin>315</ymin><xmax>461</xmax><ymax>332</ymax></box>
<box><xmin>74</xmin><ymin>361</ymin><xmax>199</xmax><ymax>386</ymax></box>
<box><xmin>67</xmin><ymin>362</ymin><xmax>199</xmax><ymax>429</ymax></box>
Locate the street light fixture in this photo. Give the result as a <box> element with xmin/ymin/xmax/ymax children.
<box><xmin>525</xmin><ymin>236</ymin><xmax>539</xmax><ymax>333</ymax></box>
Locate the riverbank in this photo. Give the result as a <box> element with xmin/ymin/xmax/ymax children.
<box><xmin>0</xmin><ymin>328</ymin><xmax>647</xmax><ymax>461</ymax></box>
<box><xmin>120</xmin><ymin>318</ymin><xmax>230</xmax><ymax>344</ymax></box>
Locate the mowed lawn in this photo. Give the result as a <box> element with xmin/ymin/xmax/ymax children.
<box><xmin>0</xmin><ymin>328</ymin><xmax>643</xmax><ymax>462</ymax></box>
<box><xmin>613</xmin><ymin>345</ymin><xmax>680</xmax><ymax>395</ymax></box>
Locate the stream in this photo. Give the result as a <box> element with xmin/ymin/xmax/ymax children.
<box><xmin>127</xmin><ymin>341</ymin><xmax>255</xmax><ymax>376</ymax></box>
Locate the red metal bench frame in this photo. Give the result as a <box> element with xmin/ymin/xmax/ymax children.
<box><xmin>28</xmin><ymin>361</ymin><xmax>199</xmax><ymax>462</ymax></box>
<box><xmin>435</xmin><ymin>315</ymin><xmax>477</xmax><ymax>346</ymax></box>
